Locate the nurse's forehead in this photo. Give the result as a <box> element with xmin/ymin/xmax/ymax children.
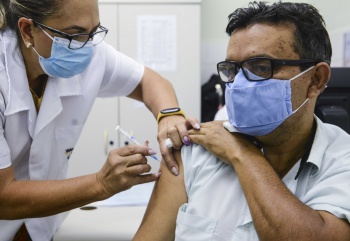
<box><xmin>226</xmin><ymin>23</ymin><xmax>299</xmax><ymax>61</ymax></box>
<box><xmin>44</xmin><ymin>0</ymin><xmax>100</xmax><ymax>30</ymax></box>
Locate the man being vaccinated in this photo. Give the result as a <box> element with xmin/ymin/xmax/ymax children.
<box><xmin>133</xmin><ymin>2</ymin><xmax>350</xmax><ymax>241</ymax></box>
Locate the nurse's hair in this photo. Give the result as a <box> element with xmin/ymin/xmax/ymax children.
<box><xmin>0</xmin><ymin>0</ymin><xmax>62</xmax><ymax>37</ymax></box>
<box><xmin>226</xmin><ymin>1</ymin><xmax>332</xmax><ymax>66</ymax></box>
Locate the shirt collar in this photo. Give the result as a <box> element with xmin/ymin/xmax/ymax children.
<box><xmin>54</xmin><ymin>74</ymin><xmax>83</xmax><ymax>97</ymax></box>
<box><xmin>294</xmin><ymin>116</ymin><xmax>328</xmax><ymax>179</ymax></box>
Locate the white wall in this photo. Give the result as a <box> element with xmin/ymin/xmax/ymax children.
<box><xmin>200</xmin><ymin>0</ymin><xmax>350</xmax><ymax>84</ymax></box>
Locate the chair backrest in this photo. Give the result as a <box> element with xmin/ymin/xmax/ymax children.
<box><xmin>315</xmin><ymin>67</ymin><xmax>350</xmax><ymax>133</ymax></box>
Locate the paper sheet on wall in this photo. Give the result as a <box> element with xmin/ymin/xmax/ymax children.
<box><xmin>344</xmin><ymin>32</ymin><xmax>350</xmax><ymax>67</ymax></box>
<box><xmin>137</xmin><ymin>15</ymin><xmax>177</xmax><ymax>72</ymax></box>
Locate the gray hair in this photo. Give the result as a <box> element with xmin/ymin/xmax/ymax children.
<box><xmin>0</xmin><ymin>0</ymin><xmax>62</xmax><ymax>38</ymax></box>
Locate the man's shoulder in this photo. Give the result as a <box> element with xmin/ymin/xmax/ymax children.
<box><xmin>310</xmin><ymin>118</ymin><xmax>350</xmax><ymax>172</ymax></box>
<box><xmin>316</xmin><ymin>118</ymin><xmax>350</xmax><ymax>153</ymax></box>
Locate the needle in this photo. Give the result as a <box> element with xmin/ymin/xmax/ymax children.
<box><xmin>115</xmin><ymin>125</ymin><xmax>160</xmax><ymax>162</ymax></box>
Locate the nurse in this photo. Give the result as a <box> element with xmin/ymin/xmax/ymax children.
<box><xmin>0</xmin><ymin>0</ymin><xmax>197</xmax><ymax>240</ymax></box>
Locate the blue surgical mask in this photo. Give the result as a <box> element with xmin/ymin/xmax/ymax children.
<box><xmin>225</xmin><ymin>67</ymin><xmax>314</xmax><ymax>136</ymax></box>
<box><xmin>32</xmin><ymin>30</ymin><xmax>93</xmax><ymax>78</ymax></box>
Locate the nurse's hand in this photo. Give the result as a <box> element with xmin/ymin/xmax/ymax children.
<box><xmin>96</xmin><ymin>145</ymin><xmax>160</xmax><ymax>199</ymax></box>
<box><xmin>157</xmin><ymin>116</ymin><xmax>200</xmax><ymax>176</ymax></box>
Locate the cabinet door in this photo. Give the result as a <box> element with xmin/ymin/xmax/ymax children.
<box><xmin>67</xmin><ymin>3</ymin><xmax>120</xmax><ymax>177</ymax></box>
<box><xmin>118</xmin><ymin>4</ymin><xmax>201</xmax><ymax>172</ymax></box>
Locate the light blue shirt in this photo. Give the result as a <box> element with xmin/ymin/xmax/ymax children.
<box><xmin>176</xmin><ymin>117</ymin><xmax>350</xmax><ymax>241</ymax></box>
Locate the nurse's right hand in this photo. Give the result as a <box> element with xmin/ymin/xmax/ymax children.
<box><xmin>96</xmin><ymin>145</ymin><xmax>161</xmax><ymax>199</ymax></box>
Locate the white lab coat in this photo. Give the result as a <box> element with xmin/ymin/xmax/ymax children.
<box><xmin>0</xmin><ymin>29</ymin><xmax>144</xmax><ymax>241</ymax></box>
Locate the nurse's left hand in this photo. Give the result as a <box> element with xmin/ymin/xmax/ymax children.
<box><xmin>157</xmin><ymin>115</ymin><xmax>200</xmax><ymax>176</ymax></box>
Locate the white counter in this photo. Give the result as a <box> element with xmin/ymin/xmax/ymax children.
<box><xmin>53</xmin><ymin>206</ymin><xmax>146</xmax><ymax>241</ymax></box>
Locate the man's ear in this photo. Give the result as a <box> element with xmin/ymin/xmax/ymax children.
<box><xmin>307</xmin><ymin>62</ymin><xmax>331</xmax><ymax>99</ymax></box>
<box><xmin>18</xmin><ymin>17</ymin><xmax>34</xmax><ymax>48</ymax></box>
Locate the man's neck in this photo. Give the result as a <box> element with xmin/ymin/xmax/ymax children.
<box><xmin>258</xmin><ymin>119</ymin><xmax>316</xmax><ymax>178</ymax></box>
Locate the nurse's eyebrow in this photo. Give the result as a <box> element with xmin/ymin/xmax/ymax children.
<box><xmin>62</xmin><ymin>23</ymin><xmax>101</xmax><ymax>33</ymax></box>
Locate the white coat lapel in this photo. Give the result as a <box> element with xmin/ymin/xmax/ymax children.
<box><xmin>34</xmin><ymin>75</ymin><xmax>82</xmax><ymax>136</ymax></box>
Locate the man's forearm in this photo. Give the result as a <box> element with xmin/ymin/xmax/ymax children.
<box><xmin>231</xmin><ymin>155</ymin><xmax>326</xmax><ymax>241</ymax></box>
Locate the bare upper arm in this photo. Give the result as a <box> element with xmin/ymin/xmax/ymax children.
<box><xmin>127</xmin><ymin>67</ymin><xmax>159</xmax><ymax>102</ymax></box>
<box><xmin>133</xmin><ymin>150</ymin><xmax>187</xmax><ymax>241</ymax></box>
<box><xmin>317</xmin><ymin>210</ymin><xmax>350</xmax><ymax>241</ymax></box>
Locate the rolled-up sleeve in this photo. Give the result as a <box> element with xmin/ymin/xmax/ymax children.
<box><xmin>93</xmin><ymin>42</ymin><xmax>144</xmax><ymax>98</ymax></box>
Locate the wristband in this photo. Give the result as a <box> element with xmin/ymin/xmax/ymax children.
<box><xmin>157</xmin><ymin>107</ymin><xmax>186</xmax><ymax>123</ymax></box>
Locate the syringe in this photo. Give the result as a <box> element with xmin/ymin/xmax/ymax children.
<box><xmin>115</xmin><ymin>125</ymin><xmax>160</xmax><ymax>162</ymax></box>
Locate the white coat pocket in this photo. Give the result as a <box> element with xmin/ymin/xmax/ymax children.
<box><xmin>175</xmin><ymin>203</ymin><xmax>217</xmax><ymax>241</ymax></box>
